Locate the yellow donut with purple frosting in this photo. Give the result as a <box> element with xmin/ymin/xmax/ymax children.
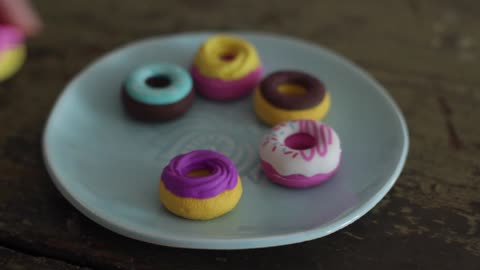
<box><xmin>0</xmin><ymin>25</ymin><xmax>26</xmax><ymax>81</ymax></box>
<box><xmin>159</xmin><ymin>150</ymin><xmax>242</xmax><ymax>220</ymax></box>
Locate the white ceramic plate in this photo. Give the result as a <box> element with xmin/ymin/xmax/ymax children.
<box><xmin>43</xmin><ymin>32</ymin><xmax>408</xmax><ymax>249</ymax></box>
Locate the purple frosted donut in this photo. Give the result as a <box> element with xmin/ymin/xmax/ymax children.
<box><xmin>159</xmin><ymin>150</ymin><xmax>243</xmax><ymax>220</ymax></box>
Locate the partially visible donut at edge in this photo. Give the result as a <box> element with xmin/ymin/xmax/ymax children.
<box><xmin>0</xmin><ymin>25</ymin><xmax>27</xmax><ymax>81</ymax></box>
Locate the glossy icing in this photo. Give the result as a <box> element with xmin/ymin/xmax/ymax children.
<box><xmin>259</xmin><ymin>70</ymin><xmax>326</xmax><ymax>110</ymax></box>
<box><xmin>125</xmin><ymin>63</ymin><xmax>192</xmax><ymax>105</ymax></box>
<box><xmin>193</xmin><ymin>35</ymin><xmax>261</xmax><ymax>80</ymax></box>
<box><xmin>161</xmin><ymin>150</ymin><xmax>239</xmax><ymax>199</ymax></box>
<box><xmin>259</xmin><ymin>120</ymin><xmax>341</xmax><ymax>178</ymax></box>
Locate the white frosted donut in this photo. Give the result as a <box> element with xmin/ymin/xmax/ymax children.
<box><xmin>259</xmin><ymin>119</ymin><xmax>341</xmax><ymax>188</ymax></box>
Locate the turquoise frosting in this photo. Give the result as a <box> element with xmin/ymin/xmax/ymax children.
<box><xmin>125</xmin><ymin>64</ymin><xmax>192</xmax><ymax>105</ymax></box>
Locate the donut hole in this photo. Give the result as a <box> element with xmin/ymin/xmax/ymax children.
<box><xmin>285</xmin><ymin>132</ymin><xmax>316</xmax><ymax>150</ymax></box>
<box><xmin>187</xmin><ymin>168</ymin><xmax>213</xmax><ymax>177</ymax></box>
<box><xmin>146</xmin><ymin>75</ymin><xmax>171</xmax><ymax>89</ymax></box>
<box><xmin>277</xmin><ymin>83</ymin><xmax>307</xmax><ymax>96</ymax></box>
<box><xmin>220</xmin><ymin>52</ymin><xmax>237</xmax><ymax>62</ymax></box>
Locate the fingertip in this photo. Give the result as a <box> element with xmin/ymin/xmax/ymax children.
<box><xmin>0</xmin><ymin>0</ymin><xmax>43</xmax><ymax>37</ymax></box>
<box><xmin>23</xmin><ymin>18</ymin><xmax>43</xmax><ymax>37</ymax></box>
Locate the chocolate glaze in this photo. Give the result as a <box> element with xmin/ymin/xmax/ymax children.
<box><xmin>121</xmin><ymin>87</ymin><xmax>194</xmax><ymax>122</ymax></box>
<box><xmin>260</xmin><ymin>71</ymin><xmax>326</xmax><ymax>110</ymax></box>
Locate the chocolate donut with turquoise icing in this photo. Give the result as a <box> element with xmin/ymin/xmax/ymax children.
<box><xmin>122</xmin><ymin>63</ymin><xmax>194</xmax><ymax>121</ymax></box>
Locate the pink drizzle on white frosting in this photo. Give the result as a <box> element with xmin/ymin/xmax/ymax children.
<box><xmin>259</xmin><ymin>120</ymin><xmax>341</xmax><ymax>182</ymax></box>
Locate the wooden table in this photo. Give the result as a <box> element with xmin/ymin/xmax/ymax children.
<box><xmin>1</xmin><ymin>0</ymin><xmax>479</xmax><ymax>269</ymax></box>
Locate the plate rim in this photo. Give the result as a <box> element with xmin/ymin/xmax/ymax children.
<box><xmin>42</xmin><ymin>31</ymin><xmax>409</xmax><ymax>249</ymax></box>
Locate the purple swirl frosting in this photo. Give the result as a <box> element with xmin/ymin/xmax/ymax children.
<box><xmin>161</xmin><ymin>150</ymin><xmax>239</xmax><ymax>199</ymax></box>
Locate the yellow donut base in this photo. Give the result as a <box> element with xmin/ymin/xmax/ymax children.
<box><xmin>253</xmin><ymin>87</ymin><xmax>331</xmax><ymax>126</ymax></box>
<box><xmin>159</xmin><ymin>177</ymin><xmax>243</xmax><ymax>220</ymax></box>
<box><xmin>0</xmin><ymin>45</ymin><xmax>26</xmax><ymax>81</ymax></box>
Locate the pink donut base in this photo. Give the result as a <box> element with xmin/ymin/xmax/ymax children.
<box><xmin>260</xmin><ymin>159</ymin><xmax>340</xmax><ymax>188</ymax></box>
<box><xmin>190</xmin><ymin>66</ymin><xmax>263</xmax><ymax>101</ymax></box>
<box><xmin>0</xmin><ymin>25</ymin><xmax>24</xmax><ymax>51</ymax></box>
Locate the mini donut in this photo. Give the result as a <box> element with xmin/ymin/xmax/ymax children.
<box><xmin>159</xmin><ymin>150</ymin><xmax>243</xmax><ymax>220</ymax></box>
<box><xmin>259</xmin><ymin>119</ymin><xmax>341</xmax><ymax>188</ymax></box>
<box><xmin>122</xmin><ymin>63</ymin><xmax>194</xmax><ymax>121</ymax></box>
<box><xmin>191</xmin><ymin>35</ymin><xmax>263</xmax><ymax>101</ymax></box>
<box><xmin>254</xmin><ymin>71</ymin><xmax>331</xmax><ymax>126</ymax></box>
<box><xmin>0</xmin><ymin>25</ymin><xmax>26</xmax><ymax>81</ymax></box>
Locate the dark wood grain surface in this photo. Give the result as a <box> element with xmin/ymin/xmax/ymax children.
<box><xmin>0</xmin><ymin>0</ymin><xmax>479</xmax><ymax>269</ymax></box>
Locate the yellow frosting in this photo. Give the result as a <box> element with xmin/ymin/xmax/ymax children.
<box><xmin>193</xmin><ymin>35</ymin><xmax>260</xmax><ymax>80</ymax></box>
<box><xmin>0</xmin><ymin>45</ymin><xmax>26</xmax><ymax>81</ymax></box>
<box><xmin>159</xmin><ymin>177</ymin><xmax>243</xmax><ymax>220</ymax></box>
<box><xmin>254</xmin><ymin>88</ymin><xmax>331</xmax><ymax>126</ymax></box>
